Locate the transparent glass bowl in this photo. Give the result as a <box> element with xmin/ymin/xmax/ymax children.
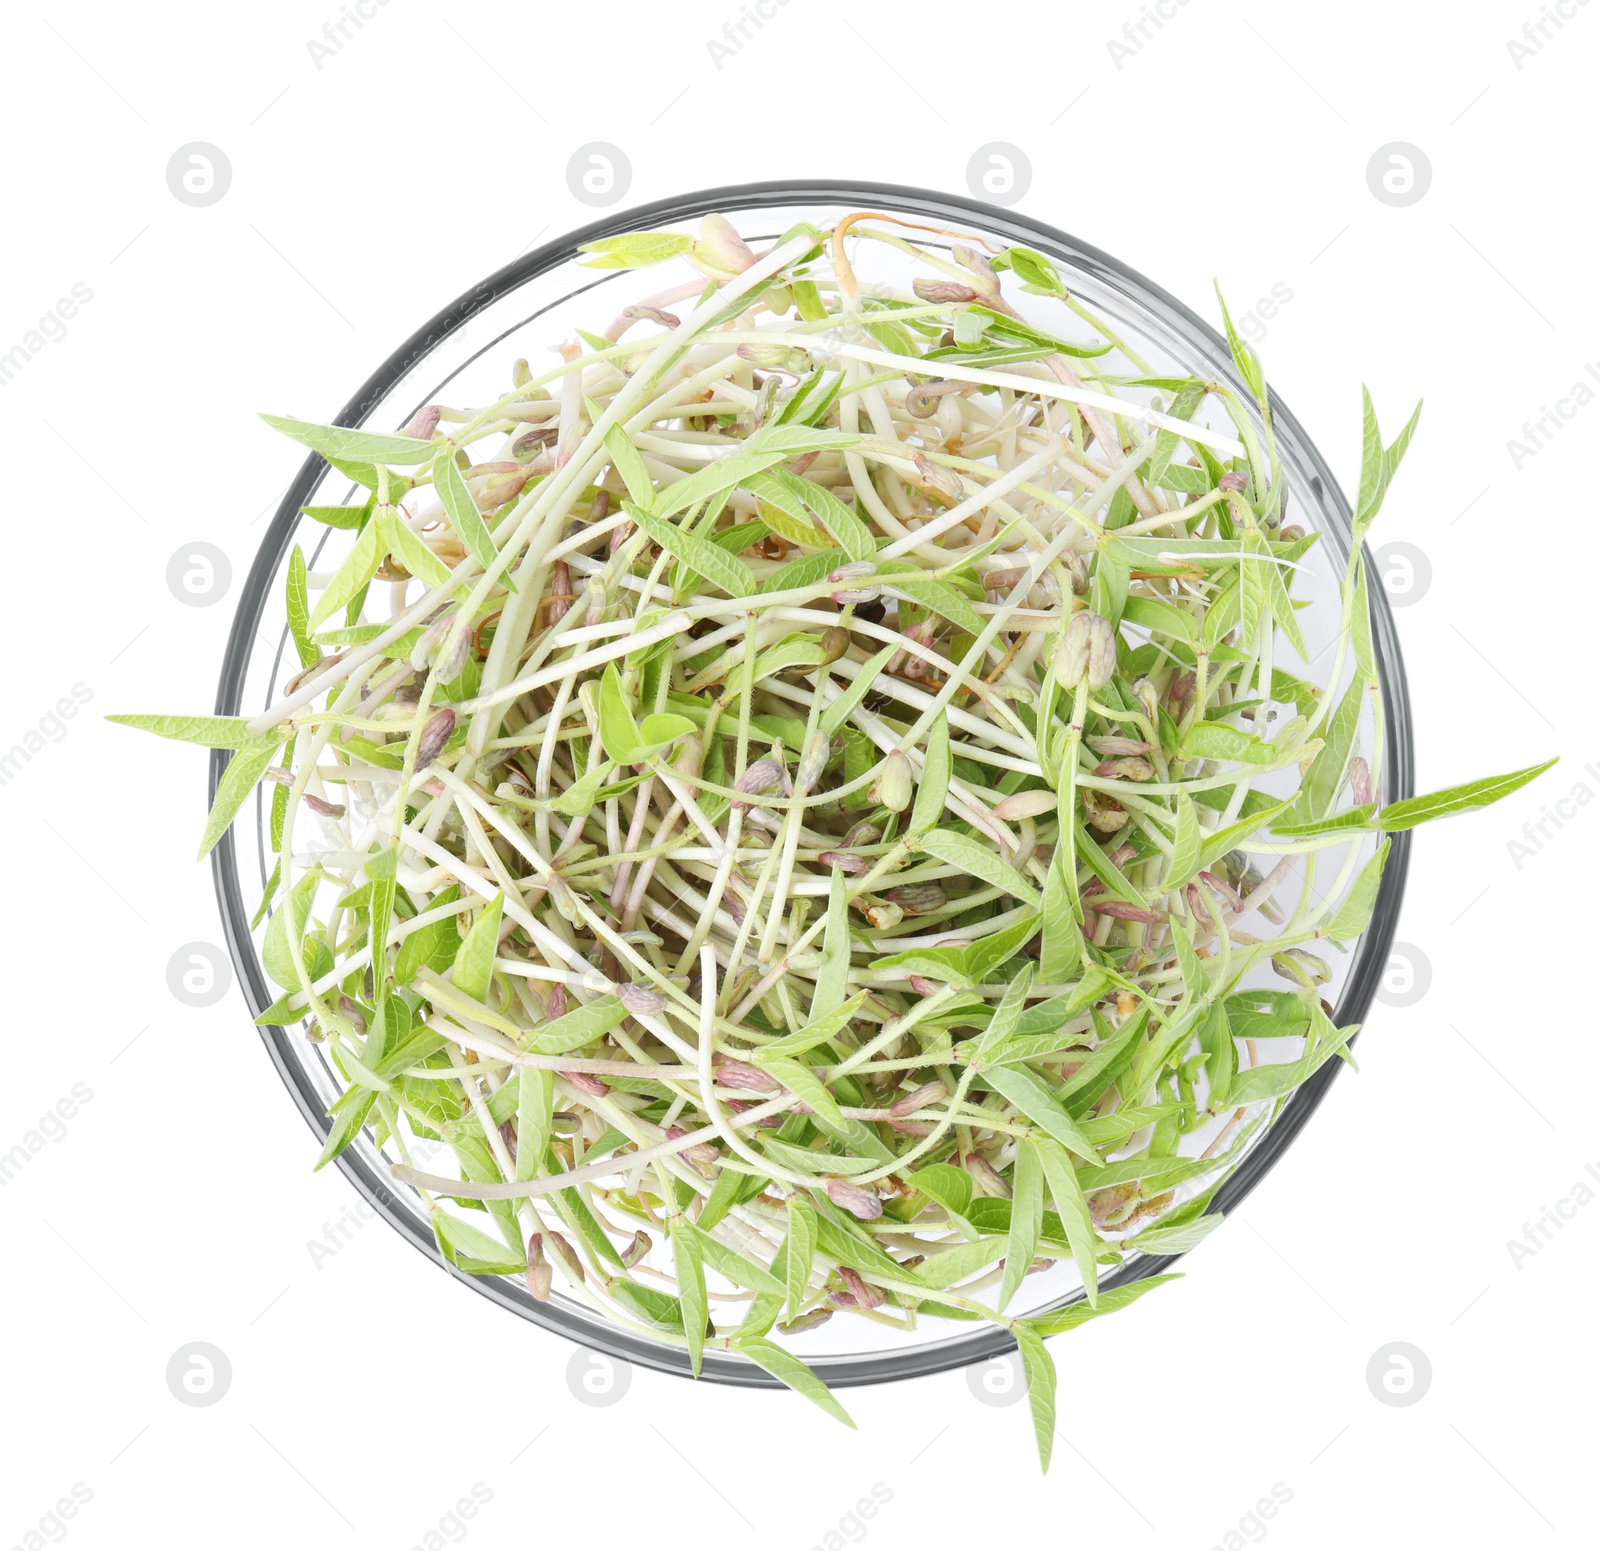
<box><xmin>211</xmin><ymin>180</ymin><xmax>1412</xmax><ymax>1387</ymax></box>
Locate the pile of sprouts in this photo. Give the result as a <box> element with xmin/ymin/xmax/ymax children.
<box><xmin>115</xmin><ymin>209</ymin><xmax>1550</xmax><ymax>1465</ymax></box>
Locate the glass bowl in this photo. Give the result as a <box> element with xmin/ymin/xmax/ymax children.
<box><xmin>210</xmin><ymin>180</ymin><xmax>1412</xmax><ymax>1387</ymax></box>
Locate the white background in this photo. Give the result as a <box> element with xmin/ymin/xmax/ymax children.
<box><xmin>2</xmin><ymin>1</ymin><xmax>1594</xmax><ymax>1547</ymax></box>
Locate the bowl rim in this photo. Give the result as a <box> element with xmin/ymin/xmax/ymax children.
<box><xmin>210</xmin><ymin>178</ymin><xmax>1413</xmax><ymax>1388</ymax></box>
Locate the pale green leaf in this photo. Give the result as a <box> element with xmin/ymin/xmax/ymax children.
<box><xmin>299</xmin><ymin>502</ymin><xmax>368</xmax><ymax>529</ymax></box>
<box><xmin>1378</xmin><ymin>757</ymin><xmax>1557</xmax><ymax>832</ymax></box>
<box><xmin>1326</xmin><ymin>838</ymin><xmax>1389</xmax><ymax>940</ymax></box>
<box><xmin>760</xmin><ymin>1057</ymin><xmax>844</xmax><ymax>1128</ymax></box>
<box><xmin>627</xmin><ymin>502</ymin><xmax>757</xmax><ymax>599</ymax></box>
<box><xmin>1181</xmin><ymin>721</ymin><xmax>1278</xmax><ymax>766</ymax></box>
<box><xmin>451</xmin><ymin>891</ymin><xmax>503</xmax><ymax>1004</ymax></box>
<box><xmin>1214</xmin><ymin>284</ymin><xmax>1266</xmax><ymax>405</ymax></box>
<box><xmin>906</xmin><ymin>1162</ymin><xmax>973</xmax><ymax>1219</ymax></box>
<box><xmin>1202</xmin><ymin>998</ymin><xmax>1235</xmax><ymax>1108</ymax></box>
<box><xmin>745</xmin><ymin>471</ymin><xmax>826</xmax><ymax>546</ymax></box>
<box><xmin>672</xmin><ymin>1222</ymin><xmax>708</xmax><ymax>1377</ymax></box>
<box><xmin>1052</xmin><ymin>1009</ymin><xmax>1146</xmax><ymax>1105</ymax></box>
<box><xmin>1035</xmin><ymin>1138</ymin><xmax>1099</xmax><ymax>1306</ymax></box>
<box><xmin>309</xmin><ymin>518</ymin><xmax>383</xmax><ymax>628</ymax></box>
<box><xmin>262</xmin><ymin>413</ymin><xmax>438</xmax><ymax>466</ymax></box>
<box><xmin>1351</xmin><ymin>558</ymin><xmax>1376</xmax><ymax>680</ymax></box>
<box><xmin>784</xmin><ymin>1197</ymin><xmax>818</xmax><ymax>1321</ymax></box>
<box><xmin>1038</xmin><ymin>845</ymin><xmax>1081</xmax><ymax>983</ymax></box>
<box><xmin>735</xmin><ymin>1337</ymin><xmax>854</xmax><ymax>1427</ymax></box>
<box><xmin>1252</xmin><ymin>533</ymin><xmax>1306</xmax><ymax>660</ymax></box>
<box><xmin>1014</xmin><ymin>1323</ymin><xmax>1058</xmax><ymax>1473</ymax></box>
<box><xmin>1295</xmin><ymin>677</ymin><xmax>1365</xmax><ymax>822</ymax></box>
<box><xmin>603</xmin><ymin>421</ymin><xmax>656</xmax><ymax>507</ymax></box>
<box><xmin>576</xmin><ymin>231</ymin><xmax>693</xmax><ymax>269</ymax></box>
<box><xmin>1121</xmin><ymin>594</ymin><xmax>1197</xmax><ymax>644</ymax></box>
<box><xmin>379</xmin><ymin>509</ymin><xmax>450</xmax><ymax>589</ymax></box>
<box><xmin>1126</xmin><ymin>1212</ymin><xmax>1224</xmax><ymax>1255</ymax></box>
<box><xmin>1272</xmin><ymin>805</ymin><xmax>1376</xmax><ymax>839</ymax></box>
<box><xmin>750</xmin><ymin>635</ymin><xmax>826</xmax><ymax>682</ymax></box>
<box><xmin>984</xmin><ymin>1064</ymin><xmax>1097</xmax><ymax>1162</ymax></box>
<box><xmin>746</xmin><ymin>425</ymin><xmax>859</xmax><ymax>456</ymax></box>
<box><xmin>554</xmin><ymin>761</ymin><xmax>618</xmax><ymax>816</ymax></box>
<box><xmin>597</xmin><ymin>662</ymin><xmax>664</xmax><ymax>765</ymax></box>
<box><xmin>770</xmin><ymin>468</ymin><xmax>875</xmax><ymax>562</ymax></box>
<box><xmin>639</xmin><ymin>712</ymin><xmax>696</xmax><ymax>747</ymax></box>
<box><xmin>1353</xmin><ymin>388</ymin><xmax>1423</xmax><ymax>535</ymax></box>
<box><xmin>1171</xmin><ymin>927</ymin><xmax>1206</xmax><ymax>1006</ymax></box>
<box><xmin>686</xmin><ymin>1225</ymin><xmax>786</xmax><ymax>1296</ymax></box>
<box><xmin>921</xmin><ymin>828</ymin><xmax>1042</xmax><ymax>907</ymax></box>
<box><xmin>107</xmin><ymin>714</ymin><xmax>260</xmax><ymax>749</ymax></box>
<box><xmin>774</xmin><ymin>368</ymin><xmax>844</xmax><ymax>428</ymax></box>
<box><xmin>887</xmin><ymin>574</ymin><xmax>985</xmax><ymax>637</ymax></box>
<box><xmin>756</xmin><ymin>991</ymin><xmax>867</xmax><ymax>1062</ymax></box>
<box><xmin>910</xmin><ymin>713</ymin><xmax>951</xmax><ymax>835</ymax></box>
<box><xmin>1167</xmin><ymin>789</ymin><xmax>1202</xmax><ymax>889</ymax></box>
<box><xmin>313</xmin><ymin>1084</ymin><xmax>377</xmax><ymax>1170</ymax></box>
<box><xmin>198</xmin><ymin>737</ymin><xmax>279</xmax><ymax>859</ymax></box>
<box><xmin>1004</xmin><ymin>245</ymin><xmax>1066</xmax><ymax>297</ymax></box>
<box><xmin>364</xmin><ymin>846</ymin><xmax>399</xmax><ymax>1018</ymax></box>
<box><xmin>966</xmin><ymin>910</ymin><xmax>1043</xmax><ymax>982</ymax></box>
<box><xmin>820</xmin><ymin>645</ymin><xmax>896</xmax><ymax>735</ymax></box>
<box><xmin>912</xmin><ymin>1235</ymin><xmax>1006</xmax><ymax>1290</ymax></box>
<box><xmin>522</xmin><ymin>994</ymin><xmax>629</xmax><ymax>1055</ymax></box>
<box><xmin>286</xmin><ymin>546</ymin><xmax>318</xmax><ymax>668</ymax></box>
<box><xmin>514</xmin><ymin>1066</ymin><xmax>554</xmax><ymax>1182</ymax></box>
<box><xmin>432</xmin><ymin>1207</ymin><xmax>524</xmax><ymax>1274</ymax></box>
<box><xmin>1193</xmin><ymin>799</ymin><xmax>1293</xmax><ymax>879</ymax></box>
<box><xmin>262</xmin><ymin>865</ymin><xmax>321</xmax><ymax>991</ymax></box>
<box><xmin>654</xmin><ymin>432</ymin><xmax>850</xmax><ymax>520</ymax></box>
<box><xmin>1024</xmin><ymin>1272</ymin><xmax>1183</xmax><ymax>1335</ymax></box>
<box><xmin>810</xmin><ymin>873</ymin><xmax>854</xmax><ymax>1023</ymax></box>
<box><xmin>433</xmin><ymin>452</ymin><xmax>509</xmax><ymax>585</ymax></box>
<box><xmin>1000</xmin><ymin>1140</ymin><xmax>1044</xmax><ymax>1312</ymax></box>
<box><xmin>970</xmin><ymin>965</ymin><xmax>1034</xmax><ymax>1067</ymax></box>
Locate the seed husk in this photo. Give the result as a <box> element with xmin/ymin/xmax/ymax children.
<box><xmin>826</xmin><ymin>1178</ymin><xmax>883</xmax><ymax>1221</ymax></box>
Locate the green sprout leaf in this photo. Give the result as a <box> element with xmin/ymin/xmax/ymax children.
<box><xmin>625</xmin><ymin>501</ymin><xmax>757</xmax><ymax>600</ymax></box>
<box><xmin>986</xmin><ymin>1068</ymin><xmax>1096</xmax><ymax>1163</ymax></box>
<box><xmin>783</xmin><ymin>1197</ymin><xmax>818</xmax><ymax>1323</ymax></box>
<box><xmin>1354</xmin><ymin>387</ymin><xmax>1423</xmax><ymax>535</ymax></box>
<box><xmin>1377</xmin><ymin>757</ymin><xmax>1557</xmax><ymax>831</ymax></box>
<box><xmin>285</xmin><ymin>546</ymin><xmax>319</xmax><ymax>669</ymax></box>
<box><xmin>1326</xmin><ymin>840</ymin><xmax>1389</xmax><ymax>940</ymax></box>
<box><xmin>521</xmin><ymin>995</ymin><xmax>629</xmax><ymax>1056</ymax></box>
<box><xmin>1024</xmin><ymin>1272</ymin><xmax>1184</xmax><ymax>1336</ymax></box>
<box><xmin>198</xmin><ymin>737</ymin><xmax>280</xmax><ymax>859</ymax></box>
<box><xmin>671</xmin><ymin>1223</ymin><xmax>708</xmax><ymax>1377</ymax></box>
<box><xmin>107</xmin><ymin>714</ymin><xmax>261</xmax><ymax>748</ymax></box>
<box><xmin>735</xmin><ymin>1337</ymin><xmax>855</xmax><ymax>1428</ymax></box>
<box><xmin>309</xmin><ymin>518</ymin><xmax>384</xmax><ymax>629</ymax></box>
<box><xmin>262</xmin><ymin>413</ymin><xmax>438</xmax><ymax>466</ymax></box>
<box><xmin>451</xmin><ymin>892</ymin><xmax>504</xmax><ymax>1004</ymax></box>
<box><xmin>433</xmin><ymin>452</ymin><xmax>513</xmax><ymax>588</ymax></box>
<box><xmin>576</xmin><ymin>231</ymin><xmax>694</xmax><ymax>270</ymax></box>
<box><xmin>597</xmin><ymin>661</ymin><xmax>695</xmax><ymax>765</ymax></box>
<box><xmin>1000</xmin><ymin>1139</ymin><xmax>1044</xmax><ymax>1312</ymax></box>
<box><xmin>921</xmin><ymin>828</ymin><xmax>1042</xmax><ymax>908</ymax></box>
<box><xmin>1014</xmin><ymin>1322</ymin><xmax>1058</xmax><ymax>1473</ymax></box>
<box><xmin>1035</xmin><ymin>1138</ymin><xmax>1099</xmax><ymax>1307</ymax></box>
<box><xmin>910</xmin><ymin>713</ymin><xmax>951</xmax><ymax>835</ymax></box>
